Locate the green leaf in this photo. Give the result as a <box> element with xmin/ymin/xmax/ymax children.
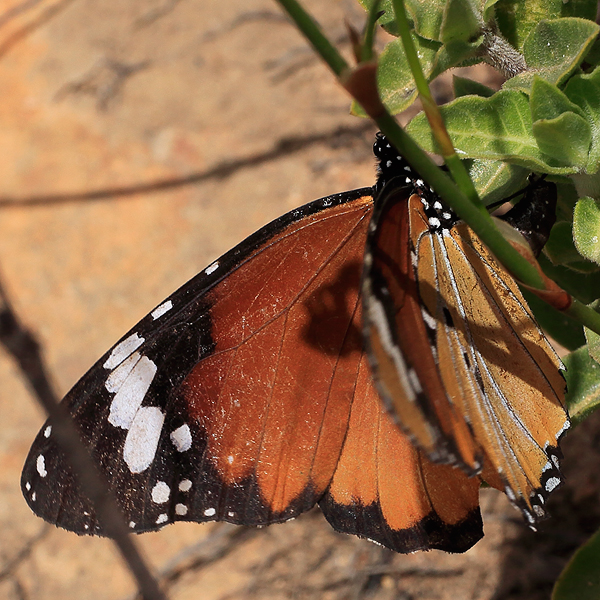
<box><xmin>559</xmin><ymin>0</ymin><xmax>598</xmax><ymax>21</ymax></box>
<box><xmin>482</xmin><ymin>0</ymin><xmax>501</xmax><ymax>21</ymax></box>
<box><xmin>563</xmin><ymin>345</ymin><xmax>600</xmax><ymax>427</ymax></box>
<box><xmin>530</xmin><ymin>77</ymin><xmax>586</xmax><ymax>121</ymax></box>
<box><xmin>358</xmin><ymin>0</ymin><xmax>447</xmax><ymax>39</ymax></box>
<box><xmin>553</xmin><ymin>526</ymin><xmax>600</xmax><ymax>600</ymax></box>
<box><xmin>406</xmin><ymin>90</ymin><xmax>576</xmax><ymax>173</ymax></box>
<box><xmin>357</xmin><ymin>0</ymin><xmax>397</xmax><ymax>33</ymax></box>
<box><xmin>582</xmin><ymin>37</ymin><xmax>600</xmax><ymax>68</ymax></box>
<box><xmin>352</xmin><ymin>34</ymin><xmax>440</xmax><ymax>116</ymax></box>
<box><xmin>465</xmin><ymin>159</ymin><xmax>529</xmax><ymax>204</ymax></box>
<box><xmin>453</xmin><ymin>74</ymin><xmax>496</xmax><ymax>98</ymax></box>
<box><xmin>545</xmin><ymin>221</ymin><xmax>600</xmax><ymax>273</ymax></box>
<box><xmin>565</xmin><ymin>67</ymin><xmax>600</xmax><ymax>173</ymax></box>
<box><xmin>503</xmin><ymin>18</ymin><xmax>599</xmax><ymax>92</ymax></box>
<box><xmin>440</xmin><ymin>0</ymin><xmax>483</xmax><ymax>44</ymax></box>
<box><xmin>494</xmin><ymin>0</ymin><xmax>566</xmax><ymax>51</ymax></box>
<box><xmin>584</xmin><ymin>300</ymin><xmax>600</xmax><ymax>364</ymax></box>
<box><xmin>532</xmin><ymin>112</ymin><xmax>591</xmax><ymax>168</ymax></box>
<box><xmin>494</xmin><ymin>0</ymin><xmax>596</xmax><ymax>51</ymax></box>
<box><xmin>405</xmin><ymin>0</ymin><xmax>447</xmax><ymax>41</ymax></box>
<box><xmin>539</xmin><ymin>253</ymin><xmax>600</xmax><ymax>304</ymax></box>
<box><xmin>573</xmin><ymin>197</ymin><xmax>600</xmax><ymax>265</ymax></box>
<box><xmin>521</xmin><ymin>287</ymin><xmax>585</xmax><ymax>351</ymax></box>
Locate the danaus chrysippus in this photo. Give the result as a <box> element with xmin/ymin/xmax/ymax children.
<box><xmin>21</xmin><ymin>133</ymin><xmax>568</xmax><ymax>553</ymax></box>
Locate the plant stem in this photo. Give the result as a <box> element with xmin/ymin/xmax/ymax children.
<box><xmin>567</xmin><ymin>299</ymin><xmax>600</xmax><ymax>335</ymax></box>
<box><xmin>391</xmin><ymin>0</ymin><xmax>481</xmax><ymax>207</ymax></box>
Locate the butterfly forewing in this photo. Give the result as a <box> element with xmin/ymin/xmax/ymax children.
<box><xmin>23</xmin><ymin>189</ymin><xmax>375</xmax><ymax>532</ymax></box>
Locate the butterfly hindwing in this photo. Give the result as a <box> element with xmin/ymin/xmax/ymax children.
<box><xmin>364</xmin><ymin>135</ymin><xmax>569</xmax><ymax>526</ymax></box>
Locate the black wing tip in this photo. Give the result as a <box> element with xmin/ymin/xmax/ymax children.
<box><xmin>501</xmin><ymin>440</ymin><xmax>568</xmax><ymax>529</ymax></box>
<box><xmin>320</xmin><ymin>496</ymin><xmax>483</xmax><ymax>554</ymax></box>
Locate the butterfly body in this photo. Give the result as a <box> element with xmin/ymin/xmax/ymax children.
<box><xmin>22</xmin><ymin>134</ymin><xmax>567</xmax><ymax>552</ymax></box>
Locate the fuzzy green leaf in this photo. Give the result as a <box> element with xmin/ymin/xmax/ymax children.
<box><xmin>530</xmin><ymin>76</ymin><xmax>586</xmax><ymax>121</ymax></box>
<box><xmin>553</xmin><ymin>526</ymin><xmax>600</xmax><ymax>600</ymax></box>
<box><xmin>532</xmin><ymin>112</ymin><xmax>591</xmax><ymax>168</ymax></box>
<box><xmin>565</xmin><ymin>67</ymin><xmax>600</xmax><ymax>173</ymax></box>
<box><xmin>539</xmin><ymin>253</ymin><xmax>600</xmax><ymax>304</ymax></box>
<box><xmin>504</xmin><ymin>18</ymin><xmax>599</xmax><ymax>92</ymax></box>
<box><xmin>545</xmin><ymin>222</ymin><xmax>600</xmax><ymax>273</ymax></box>
<box><xmin>440</xmin><ymin>0</ymin><xmax>483</xmax><ymax>44</ymax></box>
<box><xmin>573</xmin><ymin>197</ymin><xmax>600</xmax><ymax>265</ymax></box>
<box><xmin>584</xmin><ymin>301</ymin><xmax>600</xmax><ymax>365</ymax></box>
<box><xmin>494</xmin><ymin>0</ymin><xmax>596</xmax><ymax>51</ymax></box>
<box><xmin>563</xmin><ymin>345</ymin><xmax>600</xmax><ymax>427</ymax></box>
<box><xmin>521</xmin><ymin>288</ymin><xmax>585</xmax><ymax>351</ymax></box>
<box><xmin>351</xmin><ymin>34</ymin><xmax>441</xmax><ymax>116</ymax></box>
<box><xmin>465</xmin><ymin>159</ymin><xmax>528</xmax><ymax>204</ymax></box>
<box><xmin>406</xmin><ymin>90</ymin><xmax>576</xmax><ymax>173</ymax></box>
<box><xmin>453</xmin><ymin>75</ymin><xmax>496</xmax><ymax>98</ymax></box>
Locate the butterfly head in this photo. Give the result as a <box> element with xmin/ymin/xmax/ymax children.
<box><xmin>373</xmin><ymin>132</ymin><xmax>458</xmax><ymax>232</ymax></box>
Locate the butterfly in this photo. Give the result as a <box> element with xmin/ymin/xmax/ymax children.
<box><xmin>21</xmin><ymin>133</ymin><xmax>569</xmax><ymax>554</ymax></box>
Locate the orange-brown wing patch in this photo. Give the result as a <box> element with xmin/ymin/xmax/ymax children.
<box><xmin>321</xmin><ymin>346</ymin><xmax>483</xmax><ymax>553</ymax></box>
<box><xmin>178</xmin><ymin>197</ymin><xmax>374</xmax><ymax>524</ymax></box>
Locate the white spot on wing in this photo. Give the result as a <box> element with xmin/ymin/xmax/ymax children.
<box><xmin>31</xmin><ymin>492</ymin><xmax>36</xmax><ymax>501</ymax></box>
<box><xmin>156</xmin><ymin>513</ymin><xmax>168</xmax><ymax>524</ymax></box>
<box><xmin>205</xmin><ymin>261</ymin><xmax>219</xmax><ymax>275</ymax></box>
<box><xmin>421</xmin><ymin>309</ymin><xmax>437</xmax><ymax>330</ymax></box>
<box><xmin>170</xmin><ymin>424</ymin><xmax>192</xmax><ymax>452</ymax></box>
<box><xmin>175</xmin><ymin>504</ymin><xmax>188</xmax><ymax>516</ymax></box>
<box><xmin>204</xmin><ymin>507</ymin><xmax>216</xmax><ymax>517</ymax></box>
<box><xmin>227</xmin><ymin>455</ymin><xmax>234</xmax><ymax>464</ymax></box>
<box><xmin>533</xmin><ymin>505</ymin><xmax>545</xmax><ymax>517</ymax></box>
<box><xmin>25</xmin><ymin>482</ymin><xmax>31</xmax><ymax>491</ymax></box>
<box><xmin>36</xmin><ymin>455</ymin><xmax>47</xmax><ymax>478</ymax></box>
<box><xmin>524</xmin><ymin>509</ymin><xmax>535</xmax><ymax>524</ymax></box>
<box><xmin>151</xmin><ymin>300</ymin><xmax>173</xmax><ymax>320</ymax></box>
<box><xmin>123</xmin><ymin>406</ymin><xmax>165</xmax><ymax>473</ymax></box>
<box><xmin>557</xmin><ymin>420</ymin><xmax>570</xmax><ymax>437</ymax></box>
<box><xmin>129</xmin><ymin>521</ymin><xmax>136</xmax><ymax>529</ymax></box>
<box><xmin>105</xmin><ymin>352</ymin><xmax>141</xmax><ymax>393</ymax></box>
<box><xmin>44</xmin><ymin>425</ymin><xmax>52</xmax><ymax>438</ymax></box>
<box><xmin>104</xmin><ymin>333</ymin><xmax>145</xmax><ymax>370</ymax></box>
<box><xmin>179</xmin><ymin>479</ymin><xmax>192</xmax><ymax>492</ymax></box>
<box><xmin>407</xmin><ymin>369</ymin><xmax>423</xmax><ymax>394</ymax></box>
<box><xmin>545</xmin><ymin>477</ymin><xmax>560</xmax><ymax>492</ymax></box>
<box><xmin>151</xmin><ymin>481</ymin><xmax>170</xmax><ymax>504</ymax></box>
<box><xmin>367</xmin><ymin>298</ymin><xmax>416</xmax><ymax>403</ymax></box>
<box><xmin>108</xmin><ymin>356</ymin><xmax>158</xmax><ymax>429</ymax></box>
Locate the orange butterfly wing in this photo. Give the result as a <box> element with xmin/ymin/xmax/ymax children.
<box><xmin>363</xmin><ymin>151</ymin><xmax>568</xmax><ymax>527</ymax></box>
